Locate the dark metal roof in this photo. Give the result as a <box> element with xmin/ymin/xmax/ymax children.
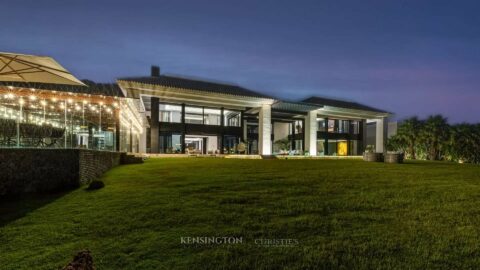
<box><xmin>0</xmin><ymin>80</ymin><xmax>123</xmax><ymax>97</ymax></box>
<box><xmin>302</xmin><ymin>96</ymin><xmax>388</xmax><ymax>113</ymax></box>
<box><xmin>118</xmin><ymin>75</ymin><xmax>273</xmax><ymax>99</ymax></box>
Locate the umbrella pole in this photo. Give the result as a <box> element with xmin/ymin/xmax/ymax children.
<box><xmin>64</xmin><ymin>101</ymin><xmax>67</xmax><ymax>148</ymax></box>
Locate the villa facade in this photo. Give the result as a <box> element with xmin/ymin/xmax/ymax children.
<box><xmin>117</xmin><ymin>66</ymin><xmax>390</xmax><ymax>156</ymax></box>
<box><xmin>0</xmin><ymin>52</ymin><xmax>390</xmax><ymax>156</ymax></box>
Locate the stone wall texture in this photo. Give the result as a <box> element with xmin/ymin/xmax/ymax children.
<box><xmin>0</xmin><ymin>149</ymin><xmax>123</xmax><ymax>197</ymax></box>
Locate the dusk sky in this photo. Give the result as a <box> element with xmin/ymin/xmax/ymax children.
<box><xmin>3</xmin><ymin>0</ymin><xmax>480</xmax><ymax>123</ymax></box>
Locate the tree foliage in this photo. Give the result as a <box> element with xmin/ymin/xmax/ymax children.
<box><xmin>388</xmin><ymin>115</ymin><xmax>480</xmax><ymax>163</ymax></box>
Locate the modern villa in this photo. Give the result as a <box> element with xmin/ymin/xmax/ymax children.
<box><xmin>0</xmin><ymin>52</ymin><xmax>390</xmax><ymax>156</ymax></box>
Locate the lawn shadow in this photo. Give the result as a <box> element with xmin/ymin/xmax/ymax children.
<box><xmin>0</xmin><ymin>191</ymin><xmax>72</xmax><ymax>227</ymax></box>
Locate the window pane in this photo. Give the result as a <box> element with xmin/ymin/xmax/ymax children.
<box><xmin>328</xmin><ymin>120</ymin><xmax>335</xmax><ymax>132</ymax></box>
<box><xmin>224</xmin><ymin>110</ymin><xmax>241</xmax><ymax>127</ymax></box>
<box><xmin>159</xmin><ymin>104</ymin><xmax>181</xmax><ymax>123</ymax></box>
<box><xmin>204</xmin><ymin>108</ymin><xmax>221</xmax><ymax>125</ymax></box>
<box><xmin>294</xmin><ymin>120</ymin><xmax>303</xmax><ymax>133</ymax></box>
<box><xmin>185</xmin><ymin>106</ymin><xmax>203</xmax><ymax>124</ymax></box>
<box><xmin>317</xmin><ymin>119</ymin><xmax>326</xmax><ymax>132</ymax></box>
<box><xmin>352</xmin><ymin>121</ymin><xmax>360</xmax><ymax>134</ymax></box>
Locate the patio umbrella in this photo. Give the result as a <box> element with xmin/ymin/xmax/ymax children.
<box><xmin>0</xmin><ymin>52</ymin><xmax>86</xmax><ymax>86</ymax></box>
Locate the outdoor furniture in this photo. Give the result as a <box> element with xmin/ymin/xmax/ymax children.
<box><xmin>0</xmin><ymin>119</ymin><xmax>17</xmax><ymax>146</ymax></box>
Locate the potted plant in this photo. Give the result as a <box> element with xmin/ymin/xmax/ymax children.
<box><xmin>273</xmin><ymin>138</ymin><xmax>291</xmax><ymax>155</ymax></box>
<box><xmin>363</xmin><ymin>145</ymin><xmax>383</xmax><ymax>162</ymax></box>
<box><xmin>384</xmin><ymin>151</ymin><xmax>404</xmax><ymax>163</ymax></box>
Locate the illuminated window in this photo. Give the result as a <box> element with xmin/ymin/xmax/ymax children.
<box><xmin>159</xmin><ymin>104</ymin><xmax>181</xmax><ymax>123</ymax></box>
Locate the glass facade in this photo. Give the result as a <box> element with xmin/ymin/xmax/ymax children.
<box><xmin>0</xmin><ymin>89</ymin><xmax>119</xmax><ymax>150</ymax></box>
<box><xmin>327</xmin><ymin>119</ymin><xmax>349</xmax><ymax>133</ymax></box>
<box><xmin>159</xmin><ymin>133</ymin><xmax>182</xmax><ymax>153</ymax></box>
<box><xmin>203</xmin><ymin>108</ymin><xmax>221</xmax><ymax>125</ymax></box>
<box><xmin>224</xmin><ymin>110</ymin><xmax>241</xmax><ymax>127</ymax></box>
<box><xmin>351</xmin><ymin>120</ymin><xmax>360</xmax><ymax>134</ymax></box>
<box><xmin>159</xmin><ymin>104</ymin><xmax>182</xmax><ymax>123</ymax></box>
<box><xmin>317</xmin><ymin>119</ymin><xmax>326</xmax><ymax>132</ymax></box>
<box><xmin>185</xmin><ymin>106</ymin><xmax>203</xmax><ymax>124</ymax></box>
<box><xmin>317</xmin><ymin>139</ymin><xmax>326</xmax><ymax>155</ymax></box>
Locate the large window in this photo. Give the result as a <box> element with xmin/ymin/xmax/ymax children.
<box><xmin>159</xmin><ymin>104</ymin><xmax>181</xmax><ymax>123</ymax></box>
<box><xmin>317</xmin><ymin>119</ymin><xmax>326</xmax><ymax>132</ymax></box>
<box><xmin>328</xmin><ymin>119</ymin><xmax>349</xmax><ymax>133</ymax></box>
<box><xmin>159</xmin><ymin>133</ymin><xmax>182</xmax><ymax>153</ymax></box>
<box><xmin>224</xmin><ymin>110</ymin><xmax>241</xmax><ymax>127</ymax></box>
<box><xmin>185</xmin><ymin>106</ymin><xmax>203</xmax><ymax>124</ymax></box>
<box><xmin>203</xmin><ymin>108</ymin><xmax>221</xmax><ymax>125</ymax></box>
<box><xmin>351</xmin><ymin>121</ymin><xmax>360</xmax><ymax>134</ymax></box>
<box><xmin>294</xmin><ymin>120</ymin><xmax>303</xmax><ymax>134</ymax></box>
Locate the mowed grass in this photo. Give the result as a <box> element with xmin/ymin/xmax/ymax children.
<box><xmin>2</xmin><ymin>158</ymin><xmax>480</xmax><ymax>269</ymax></box>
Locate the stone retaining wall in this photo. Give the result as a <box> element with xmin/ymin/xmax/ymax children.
<box><xmin>0</xmin><ymin>149</ymin><xmax>123</xmax><ymax>198</ymax></box>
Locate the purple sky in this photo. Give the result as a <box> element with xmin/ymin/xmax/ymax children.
<box><xmin>3</xmin><ymin>0</ymin><xmax>480</xmax><ymax>123</ymax></box>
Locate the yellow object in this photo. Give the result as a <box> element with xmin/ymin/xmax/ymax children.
<box><xmin>337</xmin><ymin>141</ymin><xmax>348</xmax><ymax>156</ymax></box>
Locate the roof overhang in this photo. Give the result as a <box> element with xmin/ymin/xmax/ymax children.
<box><xmin>315</xmin><ymin>106</ymin><xmax>391</xmax><ymax>119</ymax></box>
<box><xmin>117</xmin><ymin>80</ymin><xmax>276</xmax><ymax>110</ymax></box>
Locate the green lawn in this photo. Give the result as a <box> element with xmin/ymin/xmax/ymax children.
<box><xmin>2</xmin><ymin>158</ymin><xmax>480</xmax><ymax>269</ymax></box>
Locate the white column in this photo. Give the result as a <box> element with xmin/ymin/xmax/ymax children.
<box><xmin>375</xmin><ymin>117</ymin><xmax>388</xmax><ymax>153</ymax></box>
<box><xmin>139</xmin><ymin>114</ymin><xmax>147</xmax><ymax>153</ymax></box>
<box><xmin>304</xmin><ymin>111</ymin><xmax>317</xmax><ymax>156</ymax></box>
<box><xmin>258</xmin><ymin>104</ymin><xmax>272</xmax><ymax>155</ymax></box>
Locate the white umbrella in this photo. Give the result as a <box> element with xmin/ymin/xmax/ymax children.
<box><xmin>0</xmin><ymin>52</ymin><xmax>86</xmax><ymax>86</ymax></box>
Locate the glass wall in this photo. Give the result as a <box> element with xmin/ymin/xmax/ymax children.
<box><xmin>317</xmin><ymin>139</ymin><xmax>326</xmax><ymax>155</ymax></box>
<box><xmin>328</xmin><ymin>119</ymin><xmax>350</xmax><ymax>133</ymax></box>
<box><xmin>349</xmin><ymin>140</ymin><xmax>359</xmax><ymax>155</ymax></box>
<box><xmin>159</xmin><ymin>133</ymin><xmax>182</xmax><ymax>153</ymax></box>
<box><xmin>203</xmin><ymin>108</ymin><xmax>221</xmax><ymax>125</ymax></box>
<box><xmin>185</xmin><ymin>106</ymin><xmax>203</xmax><ymax>124</ymax></box>
<box><xmin>0</xmin><ymin>88</ymin><xmax>119</xmax><ymax>151</ymax></box>
<box><xmin>294</xmin><ymin>120</ymin><xmax>303</xmax><ymax>134</ymax></box>
<box><xmin>317</xmin><ymin>119</ymin><xmax>326</xmax><ymax>132</ymax></box>
<box><xmin>157</xmin><ymin>103</ymin><xmax>241</xmax><ymax>127</ymax></box>
<box><xmin>223</xmin><ymin>135</ymin><xmax>239</xmax><ymax>154</ymax></box>
<box><xmin>159</xmin><ymin>104</ymin><xmax>181</xmax><ymax>123</ymax></box>
<box><xmin>224</xmin><ymin>110</ymin><xmax>241</xmax><ymax>127</ymax></box>
<box><xmin>326</xmin><ymin>140</ymin><xmax>349</xmax><ymax>156</ymax></box>
<box><xmin>351</xmin><ymin>120</ymin><xmax>360</xmax><ymax>134</ymax></box>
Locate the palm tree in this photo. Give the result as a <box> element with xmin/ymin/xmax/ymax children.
<box><xmin>420</xmin><ymin>115</ymin><xmax>450</xmax><ymax>160</ymax></box>
<box><xmin>396</xmin><ymin>116</ymin><xmax>423</xmax><ymax>159</ymax></box>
